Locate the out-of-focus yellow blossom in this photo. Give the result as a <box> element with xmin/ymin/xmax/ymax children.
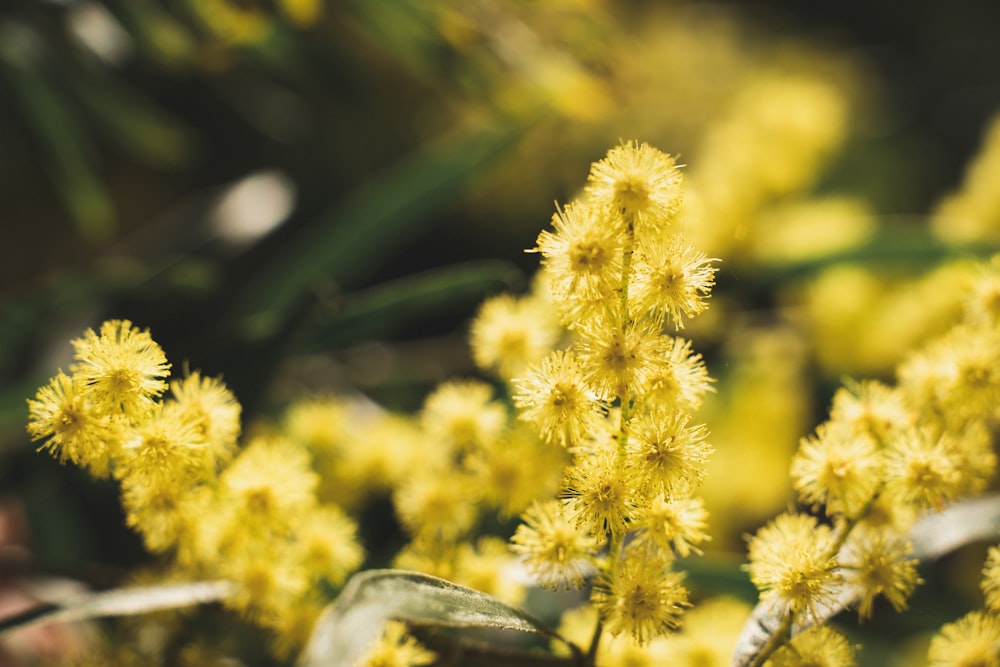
<box><xmin>926</xmin><ymin>611</ymin><xmax>1000</xmax><ymax>667</ymax></box>
<box><xmin>686</xmin><ymin>73</ymin><xmax>848</xmax><ymax>260</ymax></box>
<box><xmin>354</xmin><ymin>621</ymin><xmax>436</xmax><ymax>667</ymax></box>
<box><xmin>802</xmin><ymin>261</ymin><xmax>976</xmax><ymax>376</ymax></box>
<box><xmin>749</xmin><ymin>197</ymin><xmax>873</xmax><ymax>264</ymax></box>
<box><xmin>932</xmin><ymin>113</ymin><xmax>1000</xmax><ymax>244</ymax></box>
<box><xmin>420</xmin><ymin>379</ymin><xmax>506</xmax><ymax>454</ymax></box>
<box><xmin>982</xmin><ymin>545</ymin><xmax>1000</xmax><ymax>613</ymax></box>
<box><xmin>453</xmin><ymin>537</ymin><xmax>526</xmax><ymax>608</ymax></box>
<box><xmin>768</xmin><ymin>625</ymin><xmax>857</xmax><ymax>667</ymax></box>
<box><xmin>469</xmin><ymin>291</ymin><xmax>561</xmax><ymax>381</ymax></box>
<box><xmin>465</xmin><ymin>422</ymin><xmax>567</xmax><ymax>518</ymax></box>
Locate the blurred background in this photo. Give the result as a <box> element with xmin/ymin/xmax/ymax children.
<box><xmin>2</xmin><ymin>0</ymin><xmax>1000</xmax><ymax>664</ymax></box>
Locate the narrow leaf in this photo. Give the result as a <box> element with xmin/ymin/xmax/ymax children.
<box><xmin>235</xmin><ymin>123</ymin><xmax>518</xmax><ymax>340</ymax></box>
<box><xmin>299</xmin><ymin>569</ymin><xmax>576</xmax><ymax>667</ymax></box>
<box><xmin>0</xmin><ymin>580</ymin><xmax>236</xmax><ymax>635</ymax></box>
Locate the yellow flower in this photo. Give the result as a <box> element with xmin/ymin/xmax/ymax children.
<box><xmin>356</xmin><ymin>621</ymin><xmax>436</xmax><ymax>667</ymax></box>
<box><xmin>575</xmin><ymin>317</ymin><xmax>666</xmax><ymax>401</ymax></box>
<box><xmin>169</xmin><ymin>371</ymin><xmax>241</xmax><ymax>467</ymax></box>
<box><xmin>393</xmin><ymin>469</ymin><xmax>479</xmax><ymax>542</ymax></box>
<box><xmin>296</xmin><ymin>505</ymin><xmax>364</xmax><ymax>587</ymax></box>
<box><xmin>420</xmin><ymin>380</ymin><xmax>506</xmax><ymax>454</ymax></box>
<box><xmin>790</xmin><ymin>422</ymin><xmax>882</xmax><ymax>519</ymax></box>
<box><xmin>466</xmin><ymin>423</ymin><xmax>567</xmax><ymax>518</ymax></box>
<box><xmin>562</xmin><ymin>444</ymin><xmax>638</xmax><ymax>539</ymax></box>
<box><xmin>838</xmin><ymin>526</ymin><xmax>921</xmax><ymax>619</ymax></box>
<box><xmin>630</xmin><ymin>233</ymin><xmax>718</xmax><ymax>329</ymax></box>
<box><xmin>828</xmin><ymin>380</ymin><xmax>913</xmax><ymax>446</ymax></box>
<box><xmin>514</xmin><ymin>350</ymin><xmax>605</xmax><ymax>447</ymax></box>
<box><xmin>632</xmin><ymin>493</ymin><xmax>710</xmax><ymax>558</ymax></box>
<box><xmin>220</xmin><ymin>436</ymin><xmax>318</xmax><ymax>535</ymax></box>
<box><xmin>626</xmin><ymin>409</ymin><xmax>713</xmax><ymax>498</ymax></box>
<box><xmin>586</xmin><ymin>140</ymin><xmax>684</xmax><ymax>231</ymax></box>
<box><xmin>746</xmin><ymin>512</ymin><xmax>840</xmax><ymax>623</ymax></box>
<box><xmin>769</xmin><ymin>625</ymin><xmax>857</xmax><ymax>667</ymax></box>
<box><xmin>469</xmin><ymin>292</ymin><xmax>561</xmax><ymax>381</ymax></box>
<box><xmin>510</xmin><ymin>499</ymin><xmax>600</xmax><ymax>590</ymax></box>
<box><xmin>27</xmin><ymin>371</ymin><xmax>116</xmax><ymax>477</ymax></box>
<box><xmin>534</xmin><ymin>200</ymin><xmax>624</xmax><ymax>311</ymax></box>
<box><xmin>641</xmin><ymin>336</ymin><xmax>714</xmax><ymax>413</ymax></box>
<box><xmin>591</xmin><ymin>544</ymin><xmax>689</xmax><ymax>645</ymax></box>
<box><xmin>927</xmin><ymin>611</ymin><xmax>1000</xmax><ymax>667</ymax></box>
<box><xmin>982</xmin><ymin>545</ymin><xmax>1000</xmax><ymax>613</ymax></box>
<box><xmin>70</xmin><ymin>319</ymin><xmax>171</xmax><ymax>419</ymax></box>
<box><xmin>883</xmin><ymin>428</ymin><xmax>964</xmax><ymax>511</ymax></box>
<box><xmin>114</xmin><ymin>401</ymin><xmax>205</xmax><ymax>488</ymax></box>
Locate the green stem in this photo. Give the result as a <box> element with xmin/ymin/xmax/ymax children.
<box><xmin>746</xmin><ymin>612</ymin><xmax>794</xmax><ymax>667</ymax></box>
<box><xmin>616</xmin><ymin>212</ymin><xmax>636</xmax><ymax>459</ymax></box>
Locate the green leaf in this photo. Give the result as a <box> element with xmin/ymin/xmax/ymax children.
<box><xmin>235</xmin><ymin>122</ymin><xmax>519</xmax><ymax>340</ymax></box>
<box><xmin>303</xmin><ymin>260</ymin><xmax>523</xmax><ymax>350</ymax></box>
<box><xmin>0</xmin><ymin>580</ymin><xmax>236</xmax><ymax>636</ymax></box>
<box><xmin>298</xmin><ymin>569</ymin><xmax>578</xmax><ymax>667</ymax></box>
<box><xmin>0</xmin><ymin>23</ymin><xmax>115</xmax><ymax>241</ymax></box>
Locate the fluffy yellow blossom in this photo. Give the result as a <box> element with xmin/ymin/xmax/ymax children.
<box><xmin>562</xmin><ymin>444</ymin><xmax>638</xmax><ymax>538</ymax></box>
<box><xmin>838</xmin><ymin>527</ymin><xmax>921</xmax><ymax>619</ymax></box>
<box><xmin>469</xmin><ymin>292</ymin><xmax>561</xmax><ymax>380</ymax></box>
<box><xmin>169</xmin><ymin>371</ymin><xmax>241</xmax><ymax>466</ymax></box>
<box><xmin>927</xmin><ymin>611</ymin><xmax>1000</xmax><ymax>667</ymax></box>
<box><xmin>746</xmin><ymin>512</ymin><xmax>840</xmax><ymax>623</ymax></box>
<box><xmin>420</xmin><ymin>380</ymin><xmax>506</xmax><ymax>454</ymax></box>
<box><xmin>113</xmin><ymin>401</ymin><xmax>205</xmax><ymax>488</ymax></box>
<box><xmin>769</xmin><ymin>625</ymin><xmax>857</xmax><ymax>667</ymax></box>
<box><xmin>393</xmin><ymin>470</ymin><xmax>479</xmax><ymax>541</ymax></box>
<box><xmin>219</xmin><ymin>435</ymin><xmax>319</xmax><ymax>535</ymax></box>
<box><xmin>575</xmin><ymin>318</ymin><xmax>666</xmax><ymax>401</ymax></box>
<box><xmin>790</xmin><ymin>423</ymin><xmax>882</xmax><ymax>519</ymax></box>
<box><xmin>296</xmin><ymin>505</ymin><xmax>364</xmax><ymax>587</ymax></box>
<box><xmin>70</xmin><ymin>319</ymin><xmax>171</xmax><ymax>418</ymax></box>
<box><xmin>591</xmin><ymin>545</ymin><xmax>689</xmax><ymax>645</ymax></box>
<box><xmin>465</xmin><ymin>423</ymin><xmax>566</xmax><ymax>518</ymax></box>
<box><xmin>510</xmin><ymin>499</ymin><xmax>600</xmax><ymax>590</ymax></box>
<box><xmin>632</xmin><ymin>493</ymin><xmax>710</xmax><ymax>558</ymax></box>
<box><xmin>642</xmin><ymin>336</ymin><xmax>714</xmax><ymax>413</ymax></box>
<box><xmin>585</xmin><ymin>140</ymin><xmax>684</xmax><ymax>230</ymax></box>
<box><xmin>630</xmin><ymin>234</ymin><xmax>718</xmax><ymax>329</ymax></box>
<box><xmin>982</xmin><ymin>545</ymin><xmax>1000</xmax><ymax>613</ymax></box>
<box><xmin>27</xmin><ymin>371</ymin><xmax>115</xmax><ymax>477</ymax></box>
<box><xmin>514</xmin><ymin>350</ymin><xmax>605</xmax><ymax>447</ymax></box>
<box><xmin>828</xmin><ymin>380</ymin><xmax>913</xmax><ymax>446</ymax></box>
<box><xmin>355</xmin><ymin>621</ymin><xmax>436</xmax><ymax>667</ymax></box>
<box><xmin>626</xmin><ymin>409</ymin><xmax>713</xmax><ymax>498</ymax></box>
<box><xmin>882</xmin><ymin>428</ymin><xmax>965</xmax><ymax>511</ymax></box>
<box><xmin>534</xmin><ymin>200</ymin><xmax>625</xmax><ymax>308</ymax></box>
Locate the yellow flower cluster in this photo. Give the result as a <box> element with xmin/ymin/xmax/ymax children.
<box><xmin>27</xmin><ymin>320</ymin><xmax>364</xmax><ymax>657</ymax></box>
<box><xmin>497</xmin><ymin>141</ymin><xmax>718</xmax><ymax>649</ymax></box>
<box><xmin>744</xmin><ymin>255</ymin><xmax>1000</xmax><ymax>664</ymax></box>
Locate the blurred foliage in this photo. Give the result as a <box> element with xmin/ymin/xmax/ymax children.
<box><xmin>2</xmin><ymin>0</ymin><xmax>1000</xmax><ymax>665</ymax></box>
